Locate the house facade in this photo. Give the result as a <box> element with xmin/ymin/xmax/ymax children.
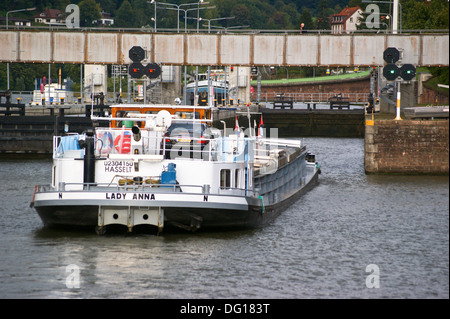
<box><xmin>33</xmin><ymin>9</ymin><xmax>65</xmax><ymax>26</ymax></box>
<box><xmin>93</xmin><ymin>11</ymin><xmax>114</xmax><ymax>26</ymax></box>
<box><xmin>330</xmin><ymin>6</ymin><xmax>363</xmax><ymax>34</ymax></box>
<box><xmin>0</xmin><ymin>17</ymin><xmax>32</xmax><ymax>27</ymax></box>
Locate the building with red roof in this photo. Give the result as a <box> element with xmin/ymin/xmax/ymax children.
<box><xmin>330</xmin><ymin>6</ymin><xmax>363</xmax><ymax>34</ymax></box>
<box><xmin>33</xmin><ymin>9</ymin><xmax>65</xmax><ymax>26</ymax></box>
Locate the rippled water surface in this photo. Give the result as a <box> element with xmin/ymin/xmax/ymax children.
<box><xmin>0</xmin><ymin>138</ymin><xmax>448</xmax><ymax>299</ymax></box>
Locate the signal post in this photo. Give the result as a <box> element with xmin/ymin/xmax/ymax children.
<box><xmin>382</xmin><ymin>47</ymin><xmax>416</xmax><ymax>120</ymax></box>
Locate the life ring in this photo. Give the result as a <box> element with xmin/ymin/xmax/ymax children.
<box><xmin>114</xmin><ymin>131</ymin><xmax>132</xmax><ymax>154</ymax></box>
<box><xmin>98</xmin><ymin>131</ymin><xmax>113</xmax><ymax>154</ymax></box>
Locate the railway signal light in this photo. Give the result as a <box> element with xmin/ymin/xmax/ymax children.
<box><xmin>383</xmin><ymin>64</ymin><xmax>399</xmax><ymax>81</ymax></box>
<box><xmin>129</xmin><ymin>46</ymin><xmax>146</xmax><ymax>63</ymax></box>
<box><xmin>382</xmin><ymin>47</ymin><xmax>415</xmax><ymax>81</ymax></box>
<box><xmin>127</xmin><ymin>46</ymin><xmax>162</xmax><ymax>79</ymax></box>
<box><xmin>144</xmin><ymin>63</ymin><xmax>161</xmax><ymax>79</ymax></box>
<box><xmin>370</xmin><ymin>66</ymin><xmax>377</xmax><ymax>76</ymax></box>
<box><xmin>383</xmin><ymin>47</ymin><xmax>400</xmax><ymax>64</ymax></box>
<box><xmin>400</xmin><ymin>64</ymin><xmax>416</xmax><ymax>81</ymax></box>
<box><xmin>129</xmin><ymin>62</ymin><xmax>144</xmax><ymax>78</ymax></box>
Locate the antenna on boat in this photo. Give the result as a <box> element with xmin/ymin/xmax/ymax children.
<box><xmin>156</xmin><ymin>110</ymin><xmax>172</xmax><ymax>128</ymax></box>
<box><xmin>90</xmin><ymin>73</ymin><xmax>94</xmax><ymax>119</ymax></box>
<box><xmin>247</xmin><ymin>104</ymin><xmax>252</xmax><ymax>137</ymax></box>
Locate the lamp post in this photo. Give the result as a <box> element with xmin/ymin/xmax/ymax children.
<box><xmin>201</xmin><ymin>16</ymin><xmax>235</xmax><ymax>33</ymax></box>
<box><xmin>182</xmin><ymin>6</ymin><xmax>214</xmax><ymax>32</ymax></box>
<box><xmin>361</xmin><ymin>0</ymin><xmax>402</xmax><ymax>34</ymax></box>
<box><xmin>201</xmin><ymin>17</ymin><xmax>235</xmax><ymax>107</ymax></box>
<box><xmin>6</xmin><ymin>7</ymin><xmax>36</xmax><ymax>91</ymax></box>
<box><xmin>157</xmin><ymin>1</ymin><xmax>206</xmax><ymax>33</ymax></box>
<box><xmin>148</xmin><ymin>1</ymin><xmax>211</xmax><ymax>104</ymax></box>
<box><xmin>6</xmin><ymin>7</ymin><xmax>35</xmax><ymax>28</ymax></box>
<box><xmin>392</xmin><ymin>0</ymin><xmax>399</xmax><ymax>34</ymax></box>
<box><xmin>196</xmin><ymin>0</ymin><xmax>204</xmax><ymax>32</ymax></box>
<box><xmin>149</xmin><ymin>0</ymin><xmax>156</xmax><ymax>31</ymax></box>
<box><xmin>184</xmin><ymin>2</ymin><xmax>216</xmax><ymax>105</ymax></box>
<box><xmin>207</xmin><ymin>25</ymin><xmax>250</xmax><ymax>33</ymax></box>
<box><xmin>384</xmin><ymin>14</ymin><xmax>391</xmax><ymax>31</ymax></box>
<box><xmin>150</xmin><ymin>1</ymin><xmax>208</xmax><ymax>32</ymax></box>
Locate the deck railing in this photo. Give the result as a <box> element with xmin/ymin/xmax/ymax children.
<box><xmin>34</xmin><ymin>182</ymin><xmax>259</xmax><ymax>197</ymax></box>
<box><xmin>252</xmin><ymin>92</ymin><xmax>370</xmax><ymax>104</ymax></box>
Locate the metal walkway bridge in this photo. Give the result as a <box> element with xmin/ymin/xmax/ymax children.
<box><xmin>0</xmin><ymin>29</ymin><xmax>448</xmax><ymax>66</ymax></box>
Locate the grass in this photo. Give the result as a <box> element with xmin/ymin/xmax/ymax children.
<box><xmin>251</xmin><ymin>70</ymin><xmax>371</xmax><ymax>85</ymax></box>
<box><xmin>424</xmin><ymin>76</ymin><xmax>449</xmax><ymax>95</ymax></box>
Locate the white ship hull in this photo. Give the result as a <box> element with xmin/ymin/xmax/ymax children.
<box><xmin>30</xmin><ymin>104</ymin><xmax>320</xmax><ymax>233</ymax></box>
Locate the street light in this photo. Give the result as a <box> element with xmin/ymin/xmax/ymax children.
<box><xmin>199</xmin><ymin>17</ymin><xmax>234</xmax><ymax>107</ymax></box>
<box><xmin>183</xmin><ymin>6</ymin><xmax>214</xmax><ymax>32</ymax></box>
<box><xmin>361</xmin><ymin>0</ymin><xmax>402</xmax><ymax>33</ymax></box>
<box><xmin>6</xmin><ymin>7</ymin><xmax>36</xmax><ymax>90</ymax></box>
<box><xmin>149</xmin><ymin>0</ymin><xmax>156</xmax><ymax>31</ymax></box>
<box><xmin>147</xmin><ymin>2</ymin><xmax>213</xmax><ymax>105</ymax></box>
<box><xmin>156</xmin><ymin>1</ymin><xmax>206</xmax><ymax>33</ymax></box>
<box><xmin>161</xmin><ymin>3</ymin><xmax>213</xmax><ymax>33</ymax></box>
<box><xmin>207</xmin><ymin>25</ymin><xmax>250</xmax><ymax>34</ymax></box>
<box><xmin>150</xmin><ymin>1</ymin><xmax>208</xmax><ymax>33</ymax></box>
<box><xmin>6</xmin><ymin>7</ymin><xmax>36</xmax><ymax>29</ymax></box>
<box><xmin>196</xmin><ymin>0</ymin><xmax>204</xmax><ymax>32</ymax></box>
<box><xmin>201</xmin><ymin>16</ymin><xmax>235</xmax><ymax>33</ymax></box>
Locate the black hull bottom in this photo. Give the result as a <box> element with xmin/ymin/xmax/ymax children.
<box><xmin>36</xmin><ymin>205</ymin><xmax>269</xmax><ymax>233</ymax></box>
<box><xmin>35</xmin><ymin>171</ymin><xmax>319</xmax><ymax>233</ymax></box>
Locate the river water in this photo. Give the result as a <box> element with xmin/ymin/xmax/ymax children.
<box><xmin>0</xmin><ymin>137</ymin><xmax>448</xmax><ymax>299</ymax></box>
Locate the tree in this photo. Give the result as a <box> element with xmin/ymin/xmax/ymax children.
<box><xmin>98</xmin><ymin>0</ymin><xmax>117</xmax><ymax>14</ymax></box>
<box><xmin>298</xmin><ymin>6</ymin><xmax>314</xmax><ymax>30</ymax></box>
<box><xmin>54</xmin><ymin>0</ymin><xmax>72</xmax><ymax>11</ymax></box>
<box><xmin>79</xmin><ymin>0</ymin><xmax>102</xmax><ymax>27</ymax></box>
<box><xmin>316</xmin><ymin>0</ymin><xmax>331</xmax><ymax>30</ymax></box>
<box><xmin>281</xmin><ymin>3</ymin><xmax>300</xmax><ymax>29</ymax></box>
<box><xmin>15</xmin><ymin>77</ymin><xmax>26</xmax><ymax>91</ymax></box>
<box><xmin>231</xmin><ymin>4</ymin><xmax>251</xmax><ymax>27</ymax></box>
<box><xmin>271</xmin><ymin>11</ymin><xmax>290</xmax><ymax>29</ymax></box>
<box><xmin>131</xmin><ymin>0</ymin><xmax>152</xmax><ymax>29</ymax></box>
<box><xmin>348</xmin><ymin>0</ymin><xmax>363</xmax><ymax>7</ymax></box>
<box><xmin>115</xmin><ymin>0</ymin><xmax>134</xmax><ymax>28</ymax></box>
<box><xmin>402</xmin><ymin>0</ymin><xmax>449</xmax><ymax>30</ymax></box>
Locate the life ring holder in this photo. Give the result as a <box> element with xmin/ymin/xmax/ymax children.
<box><xmin>98</xmin><ymin>131</ymin><xmax>113</xmax><ymax>154</ymax></box>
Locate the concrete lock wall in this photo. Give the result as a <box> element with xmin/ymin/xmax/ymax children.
<box><xmin>365</xmin><ymin>120</ymin><xmax>449</xmax><ymax>174</ymax></box>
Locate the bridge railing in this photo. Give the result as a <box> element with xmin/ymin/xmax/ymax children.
<box><xmin>2</xmin><ymin>28</ymin><xmax>447</xmax><ymax>66</ymax></box>
<box><xmin>1</xmin><ymin>24</ymin><xmax>448</xmax><ymax>35</ymax></box>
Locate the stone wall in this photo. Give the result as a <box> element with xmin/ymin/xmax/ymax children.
<box><xmin>419</xmin><ymin>85</ymin><xmax>449</xmax><ymax>105</ymax></box>
<box><xmin>365</xmin><ymin>120</ymin><xmax>449</xmax><ymax>174</ymax></box>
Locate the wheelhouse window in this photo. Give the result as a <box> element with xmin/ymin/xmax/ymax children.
<box><xmin>115</xmin><ymin>111</ymin><xmax>141</xmax><ymax>128</ymax></box>
<box><xmin>220</xmin><ymin>169</ymin><xmax>231</xmax><ymax>188</ymax></box>
<box><xmin>235</xmin><ymin>169</ymin><xmax>240</xmax><ymax>188</ymax></box>
<box><xmin>174</xmin><ymin>111</ymin><xmax>201</xmax><ymax>119</ymax></box>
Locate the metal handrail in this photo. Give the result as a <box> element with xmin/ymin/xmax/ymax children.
<box><xmin>55</xmin><ymin>130</ymin><xmax>297</xmax><ymax>162</ymax></box>
<box><xmin>252</xmin><ymin>92</ymin><xmax>370</xmax><ymax>103</ymax></box>
<box><xmin>35</xmin><ymin>182</ymin><xmax>257</xmax><ymax>197</ymax></box>
<box><xmin>1</xmin><ymin>24</ymin><xmax>448</xmax><ymax>35</ymax></box>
